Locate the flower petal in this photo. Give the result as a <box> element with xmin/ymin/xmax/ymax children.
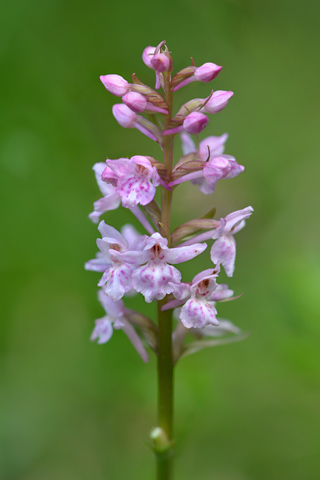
<box><xmin>180</xmin><ymin>298</ymin><xmax>219</xmax><ymax>328</ymax></box>
<box><xmin>90</xmin><ymin>318</ymin><xmax>113</xmax><ymax>344</ymax></box>
<box><xmin>103</xmin><ymin>264</ymin><xmax>135</xmax><ymax>301</ymax></box>
<box><xmin>132</xmin><ymin>262</ymin><xmax>181</xmax><ymax>303</ymax></box>
<box><xmin>98</xmin><ymin>289</ymin><xmax>125</xmax><ymax>317</ymax></box>
<box><xmin>165</xmin><ymin>242</ymin><xmax>207</xmax><ymax>264</ymax></box>
<box><xmin>89</xmin><ymin>192</ymin><xmax>121</xmax><ymax>223</ymax></box>
<box><xmin>210</xmin><ymin>235</ymin><xmax>236</xmax><ymax>277</ymax></box>
<box><xmin>121</xmin><ymin>318</ymin><xmax>149</xmax><ymax>362</ymax></box>
<box><xmin>181</xmin><ymin>132</ymin><xmax>197</xmax><ymax>155</ymax></box>
<box><xmin>98</xmin><ymin>221</ymin><xmax>127</xmax><ymax>247</ymax></box>
<box><xmin>198</xmin><ymin>133</ymin><xmax>228</xmax><ymax>160</ymax></box>
<box><xmin>85</xmin><ymin>254</ymin><xmax>110</xmax><ymax>272</ymax></box>
<box><xmin>224</xmin><ymin>206</ymin><xmax>254</xmax><ymax>233</ymax></box>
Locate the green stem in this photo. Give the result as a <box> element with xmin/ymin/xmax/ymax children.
<box><xmin>155</xmin><ymin>69</ymin><xmax>175</xmax><ymax>480</ymax></box>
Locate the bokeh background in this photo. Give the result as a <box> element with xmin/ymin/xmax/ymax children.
<box><xmin>1</xmin><ymin>0</ymin><xmax>320</xmax><ymax>478</ymax></box>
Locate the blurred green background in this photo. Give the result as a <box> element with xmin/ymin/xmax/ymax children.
<box><xmin>1</xmin><ymin>0</ymin><xmax>320</xmax><ymax>478</ymax></box>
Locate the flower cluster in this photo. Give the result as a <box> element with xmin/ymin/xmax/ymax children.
<box><xmin>86</xmin><ymin>41</ymin><xmax>253</xmax><ymax>361</ymax></box>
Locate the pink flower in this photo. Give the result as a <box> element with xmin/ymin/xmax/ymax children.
<box><xmin>210</xmin><ymin>207</ymin><xmax>254</xmax><ymax>276</ymax></box>
<box><xmin>172</xmin><ymin>62</ymin><xmax>222</xmax><ymax>92</ymax></box>
<box><xmin>142</xmin><ymin>46</ymin><xmax>156</xmax><ymax>68</ymax></box>
<box><xmin>142</xmin><ymin>46</ymin><xmax>161</xmax><ymax>89</ymax></box>
<box><xmin>170</xmin><ymin>133</ymin><xmax>244</xmax><ymax>193</ymax></box>
<box><xmin>100</xmin><ymin>74</ymin><xmax>129</xmax><ymax>96</ymax></box>
<box><xmin>85</xmin><ymin>222</ymin><xmax>147</xmax><ymax>301</ymax></box>
<box><xmin>200</xmin><ymin>90</ymin><xmax>234</xmax><ymax>114</ymax></box>
<box><xmin>194</xmin><ymin>63</ymin><xmax>222</xmax><ymax>82</ymax></box>
<box><xmin>91</xmin><ymin>290</ymin><xmax>148</xmax><ymax>362</ymax></box>
<box><xmin>163</xmin><ymin>266</ymin><xmax>234</xmax><ymax>329</ymax></box>
<box><xmin>101</xmin><ymin>156</ymin><xmax>162</xmax><ymax>208</ymax></box>
<box><xmin>122</xmin><ymin>92</ymin><xmax>147</xmax><ymax>113</ymax></box>
<box><xmin>110</xmin><ymin>233</ymin><xmax>207</xmax><ymax>303</ymax></box>
<box><xmin>183</xmin><ymin>112</ymin><xmax>209</xmax><ymax>134</ymax></box>
<box><xmin>163</xmin><ymin>112</ymin><xmax>209</xmax><ymax>136</ymax></box>
<box><xmin>112</xmin><ymin>104</ymin><xmax>162</xmax><ymax>142</ymax></box>
<box><xmin>142</xmin><ymin>43</ymin><xmax>170</xmax><ymax>89</ymax></box>
<box><xmin>89</xmin><ymin>163</ymin><xmax>121</xmax><ymax>223</ymax></box>
<box><xmin>151</xmin><ymin>53</ymin><xmax>170</xmax><ymax>72</ymax></box>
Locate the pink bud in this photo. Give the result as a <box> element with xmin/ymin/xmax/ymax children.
<box><xmin>122</xmin><ymin>92</ymin><xmax>147</xmax><ymax>113</ymax></box>
<box><xmin>183</xmin><ymin>112</ymin><xmax>209</xmax><ymax>134</ymax></box>
<box><xmin>142</xmin><ymin>46</ymin><xmax>156</xmax><ymax>68</ymax></box>
<box><xmin>100</xmin><ymin>74</ymin><xmax>129</xmax><ymax>97</ymax></box>
<box><xmin>194</xmin><ymin>63</ymin><xmax>222</xmax><ymax>82</ymax></box>
<box><xmin>202</xmin><ymin>91</ymin><xmax>234</xmax><ymax>114</ymax></box>
<box><xmin>151</xmin><ymin>53</ymin><xmax>170</xmax><ymax>72</ymax></box>
<box><xmin>112</xmin><ymin>104</ymin><xmax>137</xmax><ymax>128</ymax></box>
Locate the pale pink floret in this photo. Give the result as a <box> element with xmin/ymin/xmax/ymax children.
<box><xmin>102</xmin><ymin>156</ymin><xmax>161</xmax><ymax>208</ymax></box>
<box><xmin>164</xmin><ymin>266</ymin><xmax>234</xmax><ymax>329</ymax></box>
<box><xmin>181</xmin><ymin>132</ymin><xmax>228</xmax><ymax>159</ymax></box>
<box><xmin>110</xmin><ymin>232</ymin><xmax>207</xmax><ymax>303</ymax></box>
<box><xmin>194</xmin><ymin>63</ymin><xmax>222</xmax><ymax>82</ymax></box>
<box><xmin>172</xmin><ymin>62</ymin><xmax>222</xmax><ymax>91</ymax></box>
<box><xmin>122</xmin><ymin>92</ymin><xmax>147</xmax><ymax>113</ymax></box>
<box><xmin>85</xmin><ymin>222</ymin><xmax>147</xmax><ymax>301</ymax></box>
<box><xmin>151</xmin><ymin>53</ymin><xmax>170</xmax><ymax>72</ymax></box>
<box><xmin>200</xmin><ymin>90</ymin><xmax>234</xmax><ymax>114</ymax></box>
<box><xmin>210</xmin><ymin>207</ymin><xmax>254</xmax><ymax>277</ymax></box>
<box><xmin>183</xmin><ymin>112</ymin><xmax>209</xmax><ymax>134</ymax></box>
<box><xmin>142</xmin><ymin>46</ymin><xmax>162</xmax><ymax>89</ymax></box>
<box><xmin>171</xmin><ymin>133</ymin><xmax>243</xmax><ymax>193</ymax></box>
<box><xmin>89</xmin><ymin>163</ymin><xmax>121</xmax><ymax>223</ymax></box>
<box><xmin>100</xmin><ymin>74</ymin><xmax>129</xmax><ymax>97</ymax></box>
<box><xmin>142</xmin><ymin>46</ymin><xmax>156</xmax><ymax>68</ymax></box>
<box><xmin>112</xmin><ymin>104</ymin><xmax>159</xmax><ymax>141</ymax></box>
<box><xmin>163</xmin><ymin>112</ymin><xmax>209</xmax><ymax>136</ymax></box>
<box><xmin>91</xmin><ymin>290</ymin><xmax>148</xmax><ymax>362</ymax></box>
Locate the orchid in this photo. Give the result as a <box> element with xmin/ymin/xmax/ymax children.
<box><xmin>162</xmin><ymin>266</ymin><xmax>234</xmax><ymax>329</ymax></box>
<box><xmin>85</xmin><ymin>221</ymin><xmax>146</xmax><ymax>301</ymax></box>
<box><xmin>211</xmin><ymin>206</ymin><xmax>254</xmax><ymax>276</ymax></box>
<box><xmin>86</xmin><ymin>41</ymin><xmax>253</xmax><ymax>479</ymax></box>
<box><xmin>101</xmin><ymin>155</ymin><xmax>162</xmax><ymax>208</ymax></box>
<box><xmin>111</xmin><ymin>232</ymin><xmax>207</xmax><ymax>303</ymax></box>
<box><xmin>91</xmin><ymin>289</ymin><xmax>149</xmax><ymax>362</ymax></box>
<box><xmin>170</xmin><ymin>133</ymin><xmax>244</xmax><ymax>193</ymax></box>
<box><xmin>88</xmin><ymin>162</ymin><xmax>121</xmax><ymax>223</ymax></box>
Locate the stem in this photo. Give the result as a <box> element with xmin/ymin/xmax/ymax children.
<box><xmin>155</xmin><ymin>69</ymin><xmax>175</xmax><ymax>480</ymax></box>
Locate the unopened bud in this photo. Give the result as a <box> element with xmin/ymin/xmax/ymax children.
<box><xmin>122</xmin><ymin>92</ymin><xmax>147</xmax><ymax>113</ymax></box>
<box><xmin>100</xmin><ymin>74</ymin><xmax>129</xmax><ymax>96</ymax></box>
<box><xmin>142</xmin><ymin>46</ymin><xmax>156</xmax><ymax>68</ymax></box>
<box><xmin>150</xmin><ymin>427</ymin><xmax>170</xmax><ymax>451</ymax></box>
<box><xmin>194</xmin><ymin>62</ymin><xmax>222</xmax><ymax>82</ymax></box>
<box><xmin>201</xmin><ymin>90</ymin><xmax>234</xmax><ymax>114</ymax></box>
<box><xmin>151</xmin><ymin>53</ymin><xmax>170</xmax><ymax>72</ymax></box>
<box><xmin>112</xmin><ymin>103</ymin><xmax>137</xmax><ymax>128</ymax></box>
<box><xmin>183</xmin><ymin>112</ymin><xmax>209</xmax><ymax>134</ymax></box>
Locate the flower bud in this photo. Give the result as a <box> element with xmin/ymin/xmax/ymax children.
<box><xmin>183</xmin><ymin>112</ymin><xmax>209</xmax><ymax>134</ymax></box>
<box><xmin>100</xmin><ymin>74</ymin><xmax>129</xmax><ymax>96</ymax></box>
<box><xmin>201</xmin><ymin>90</ymin><xmax>234</xmax><ymax>114</ymax></box>
<box><xmin>194</xmin><ymin>62</ymin><xmax>222</xmax><ymax>82</ymax></box>
<box><xmin>150</xmin><ymin>427</ymin><xmax>170</xmax><ymax>451</ymax></box>
<box><xmin>122</xmin><ymin>92</ymin><xmax>147</xmax><ymax>113</ymax></box>
<box><xmin>112</xmin><ymin>103</ymin><xmax>137</xmax><ymax>128</ymax></box>
<box><xmin>151</xmin><ymin>53</ymin><xmax>170</xmax><ymax>72</ymax></box>
<box><xmin>142</xmin><ymin>46</ymin><xmax>156</xmax><ymax>68</ymax></box>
